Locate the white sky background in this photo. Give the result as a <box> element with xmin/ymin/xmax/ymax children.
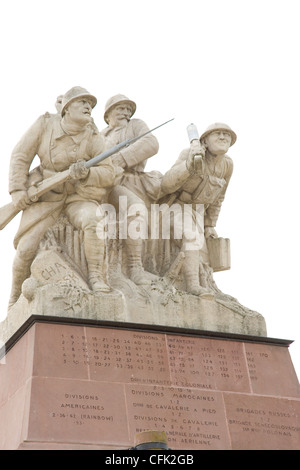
<box><xmin>0</xmin><ymin>0</ymin><xmax>299</xmax><ymax>380</ymax></box>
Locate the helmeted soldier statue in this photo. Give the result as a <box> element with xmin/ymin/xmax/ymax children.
<box><xmin>101</xmin><ymin>94</ymin><xmax>161</xmax><ymax>285</ymax></box>
<box><xmin>8</xmin><ymin>86</ymin><xmax>115</xmax><ymax>308</ymax></box>
<box><xmin>161</xmin><ymin>123</ymin><xmax>236</xmax><ymax>297</ymax></box>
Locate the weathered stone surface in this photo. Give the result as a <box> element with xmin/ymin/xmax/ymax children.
<box><xmin>2</xmin><ymin>88</ymin><xmax>267</xmax><ymax>340</ymax></box>
<box><xmin>224</xmin><ymin>393</ymin><xmax>300</xmax><ymax>450</ymax></box>
<box><xmin>31</xmin><ymin>249</ymin><xmax>89</xmax><ymax>290</ymax></box>
<box><xmin>0</xmin><ymin>280</ymin><xmax>267</xmax><ymax>346</ymax></box>
<box><xmin>126</xmin><ymin>384</ymin><xmax>232</xmax><ymax>450</ymax></box>
<box><xmin>0</xmin><ymin>322</ymin><xmax>299</xmax><ymax>450</ymax></box>
<box><xmin>27</xmin><ymin>377</ymin><xmax>129</xmax><ymax>446</ymax></box>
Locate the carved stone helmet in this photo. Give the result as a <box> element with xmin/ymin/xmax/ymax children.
<box><xmin>104</xmin><ymin>94</ymin><xmax>136</xmax><ymax>124</ymax></box>
<box><xmin>61</xmin><ymin>86</ymin><xmax>97</xmax><ymax>116</ymax></box>
<box><xmin>200</xmin><ymin>123</ymin><xmax>237</xmax><ymax>146</ymax></box>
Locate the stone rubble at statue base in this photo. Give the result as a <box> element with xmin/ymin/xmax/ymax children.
<box><xmin>0</xmin><ymin>215</ymin><xmax>266</xmax><ymax>344</ymax></box>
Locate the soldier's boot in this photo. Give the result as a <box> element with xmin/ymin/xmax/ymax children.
<box><xmin>85</xmin><ymin>235</ymin><xmax>111</xmax><ymax>294</ymax></box>
<box><xmin>182</xmin><ymin>250</ymin><xmax>214</xmax><ymax>299</ymax></box>
<box><xmin>88</xmin><ymin>268</ymin><xmax>111</xmax><ymax>293</ymax></box>
<box><xmin>8</xmin><ymin>254</ymin><xmax>31</xmax><ymax>309</ymax></box>
<box><xmin>126</xmin><ymin>239</ymin><xmax>158</xmax><ymax>286</ymax></box>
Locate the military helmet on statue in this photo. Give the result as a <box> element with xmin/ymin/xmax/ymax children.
<box><xmin>200</xmin><ymin>122</ymin><xmax>237</xmax><ymax>146</ymax></box>
<box><xmin>104</xmin><ymin>94</ymin><xmax>136</xmax><ymax>124</ymax></box>
<box><xmin>61</xmin><ymin>86</ymin><xmax>97</xmax><ymax>116</ymax></box>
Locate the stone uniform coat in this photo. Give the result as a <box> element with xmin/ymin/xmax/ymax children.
<box><xmin>101</xmin><ymin>118</ymin><xmax>160</xmax><ymax>202</ymax></box>
<box><xmin>9</xmin><ymin>113</ymin><xmax>115</xmax><ymax>246</ymax></box>
<box><xmin>161</xmin><ymin>148</ymin><xmax>233</xmax><ymax>229</ymax></box>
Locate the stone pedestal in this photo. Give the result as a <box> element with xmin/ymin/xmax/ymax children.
<box><xmin>0</xmin><ymin>317</ymin><xmax>299</xmax><ymax>450</ymax></box>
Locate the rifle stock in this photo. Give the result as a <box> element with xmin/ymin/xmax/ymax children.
<box><xmin>0</xmin><ymin>169</ymin><xmax>70</xmax><ymax>231</ymax></box>
<box><xmin>0</xmin><ymin>203</ymin><xmax>20</xmax><ymax>230</ymax></box>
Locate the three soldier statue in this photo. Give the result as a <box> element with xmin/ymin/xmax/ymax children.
<box><xmin>3</xmin><ymin>86</ymin><xmax>236</xmax><ymax>309</ymax></box>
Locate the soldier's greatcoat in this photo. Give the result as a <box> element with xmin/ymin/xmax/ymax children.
<box><xmin>161</xmin><ymin>148</ymin><xmax>233</xmax><ymax>229</ymax></box>
<box><xmin>102</xmin><ymin>118</ymin><xmax>160</xmax><ymax>203</ymax></box>
<box><xmin>9</xmin><ymin>113</ymin><xmax>115</xmax><ymax>247</ymax></box>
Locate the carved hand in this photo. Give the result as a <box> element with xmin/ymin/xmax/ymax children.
<box><xmin>190</xmin><ymin>139</ymin><xmax>205</xmax><ymax>158</ymax></box>
<box><xmin>205</xmin><ymin>227</ymin><xmax>218</xmax><ymax>239</ymax></box>
<box><xmin>112</xmin><ymin>153</ymin><xmax>127</xmax><ymax>169</ymax></box>
<box><xmin>69</xmin><ymin>160</ymin><xmax>90</xmax><ymax>180</ymax></box>
<box><xmin>11</xmin><ymin>190</ymin><xmax>31</xmax><ymax>210</ymax></box>
<box><xmin>186</xmin><ymin>148</ymin><xmax>205</xmax><ymax>174</ymax></box>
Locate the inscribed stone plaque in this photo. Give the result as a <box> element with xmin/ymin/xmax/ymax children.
<box><xmin>245</xmin><ymin>343</ymin><xmax>300</xmax><ymax>398</ymax></box>
<box><xmin>224</xmin><ymin>392</ymin><xmax>300</xmax><ymax>450</ymax></box>
<box><xmin>85</xmin><ymin>328</ymin><xmax>171</xmax><ymax>385</ymax></box>
<box><xmin>125</xmin><ymin>384</ymin><xmax>231</xmax><ymax>450</ymax></box>
<box><xmin>27</xmin><ymin>377</ymin><xmax>130</xmax><ymax>446</ymax></box>
<box><xmin>33</xmin><ymin>323</ymin><xmax>89</xmax><ymax>379</ymax></box>
<box><xmin>167</xmin><ymin>335</ymin><xmax>251</xmax><ymax>392</ymax></box>
<box><xmin>31</xmin><ymin>249</ymin><xmax>89</xmax><ymax>289</ymax></box>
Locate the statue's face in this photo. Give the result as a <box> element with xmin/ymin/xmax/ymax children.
<box><xmin>66</xmin><ymin>99</ymin><xmax>93</xmax><ymax>125</ymax></box>
<box><xmin>108</xmin><ymin>104</ymin><xmax>132</xmax><ymax>126</ymax></box>
<box><xmin>204</xmin><ymin>130</ymin><xmax>232</xmax><ymax>155</ymax></box>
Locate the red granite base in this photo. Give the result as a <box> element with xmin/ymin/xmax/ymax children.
<box><xmin>0</xmin><ymin>319</ymin><xmax>299</xmax><ymax>450</ymax></box>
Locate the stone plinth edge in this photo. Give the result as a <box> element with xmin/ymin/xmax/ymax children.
<box><xmin>0</xmin><ymin>314</ymin><xmax>293</xmax><ymax>361</ymax></box>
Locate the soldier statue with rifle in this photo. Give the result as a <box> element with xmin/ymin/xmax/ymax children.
<box><xmin>6</xmin><ymin>86</ymin><xmax>116</xmax><ymax>308</ymax></box>
<box><xmin>2</xmin><ymin>86</ymin><xmax>172</xmax><ymax>309</ymax></box>
<box><xmin>101</xmin><ymin>94</ymin><xmax>163</xmax><ymax>286</ymax></box>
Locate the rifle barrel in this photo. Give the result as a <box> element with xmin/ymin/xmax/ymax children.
<box><xmin>85</xmin><ymin>118</ymin><xmax>174</xmax><ymax>169</ymax></box>
<box><xmin>0</xmin><ymin>118</ymin><xmax>174</xmax><ymax>231</ymax></box>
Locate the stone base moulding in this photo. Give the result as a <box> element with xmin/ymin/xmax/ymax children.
<box><xmin>0</xmin><ymin>279</ymin><xmax>267</xmax><ymax>349</ymax></box>
<box><xmin>0</xmin><ymin>317</ymin><xmax>299</xmax><ymax>450</ymax></box>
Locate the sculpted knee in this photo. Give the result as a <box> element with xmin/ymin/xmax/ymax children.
<box><xmin>16</xmin><ymin>240</ymin><xmax>39</xmax><ymax>262</ymax></box>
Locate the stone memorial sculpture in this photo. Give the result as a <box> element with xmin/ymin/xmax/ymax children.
<box><xmin>0</xmin><ymin>88</ymin><xmax>266</xmax><ymax>339</ymax></box>
<box><xmin>7</xmin><ymin>86</ymin><xmax>115</xmax><ymax>308</ymax></box>
<box><xmin>101</xmin><ymin>94</ymin><xmax>162</xmax><ymax>286</ymax></box>
<box><xmin>160</xmin><ymin>123</ymin><xmax>235</xmax><ymax>298</ymax></box>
